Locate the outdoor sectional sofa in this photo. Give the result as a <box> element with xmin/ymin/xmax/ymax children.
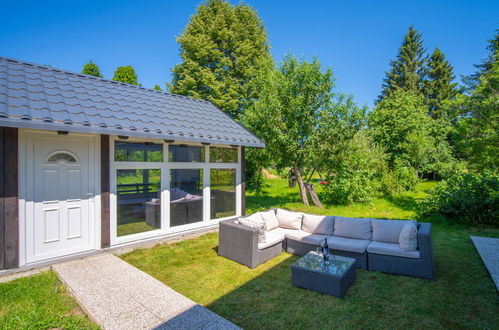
<box><xmin>218</xmin><ymin>208</ymin><xmax>434</xmax><ymax>279</ymax></box>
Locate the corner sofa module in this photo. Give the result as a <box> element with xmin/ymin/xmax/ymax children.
<box><xmin>218</xmin><ymin>209</ymin><xmax>434</xmax><ymax>279</ymax></box>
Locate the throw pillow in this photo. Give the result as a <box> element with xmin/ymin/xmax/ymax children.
<box><xmin>276</xmin><ymin>208</ymin><xmax>303</xmax><ymax>230</ymax></box>
<box><xmin>399</xmin><ymin>222</ymin><xmax>418</xmax><ymax>251</ymax></box>
<box><xmin>302</xmin><ymin>213</ymin><xmax>334</xmax><ymax>235</ymax></box>
<box><xmin>238</xmin><ymin>217</ymin><xmax>267</xmax><ymax>243</ymax></box>
<box><xmin>261</xmin><ymin>209</ymin><xmax>279</xmax><ymax>231</ymax></box>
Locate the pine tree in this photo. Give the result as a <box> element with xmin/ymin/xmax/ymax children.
<box><xmin>462</xmin><ymin>30</ymin><xmax>499</xmax><ymax>91</ymax></box>
<box><xmin>153</xmin><ymin>84</ymin><xmax>163</xmax><ymax>91</ymax></box>
<box><xmin>422</xmin><ymin>48</ymin><xmax>459</xmax><ymax>119</ymax></box>
<box><xmin>112</xmin><ymin>65</ymin><xmax>138</xmax><ymax>85</ymax></box>
<box><xmin>168</xmin><ymin>0</ymin><xmax>273</xmax><ymax>120</ymax></box>
<box><xmin>377</xmin><ymin>26</ymin><xmax>426</xmax><ymax>103</ymax></box>
<box><xmin>81</xmin><ymin>60</ymin><xmax>103</xmax><ymax>78</ymax></box>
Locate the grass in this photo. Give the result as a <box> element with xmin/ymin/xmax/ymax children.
<box><xmin>0</xmin><ymin>271</ymin><xmax>98</xmax><ymax>329</ymax></box>
<box><xmin>121</xmin><ymin>177</ymin><xmax>499</xmax><ymax>329</ymax></box>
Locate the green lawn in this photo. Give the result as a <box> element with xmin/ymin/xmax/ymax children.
<box><xmin>121</xmin><ymin>178</ymin><xmax>499</xmax><ymax>329</ymax></box>
<box><xmin>0</xmin><ymin>271</ymin><xmax>98</xmax><ymax>329</ymax></box>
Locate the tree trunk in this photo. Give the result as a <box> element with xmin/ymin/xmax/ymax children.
<box><xmin>288</xmin><ymin>169</ymin><xmax>296</xmax><ymax>188</ymax></box>
<box><xmin>293</xmin><ymin>165</ymin><xmax>309</xmax><ymax>206</ymax></box>
<box><xmin>304</xmin><ymin>182</ymin><xmax>323</xmax><ymax>208</ymax></box>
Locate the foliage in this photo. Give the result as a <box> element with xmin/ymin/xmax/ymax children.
<box><xmin>377</xmin><ymin>26</ymin><xmax>426</xmax><ymax>103</ymax></box>
<box><xmin>418</xmin><ymin>172</ymin><xmax>499</xmax><ymax>226</ymax></box>
<box><xmin>122</xmin><ymin>177</ymin><xmax>499</xmax><ymax>329</ymax></box>
<box><xmin>378</xmin><ymin>158</ymin><xmax>418</xmax><ymax>195</ymax></box>
<box><xmin>81</xmin><ymin>60</ymin><xmax>103</xmax><ymax>78</ymax></box>
<box><xmin>320</xmin><ymin>132</ymin><xmax>387</xmax><ymax>204</ymax></box>
<box><xmin>169</xmin><ymin>0</ymin><xmax>272</xmax><ymax>120</ymax></box>
<box><xmin>112</xmin><ymin>65</ymin><xmax>138</xmax><ymax>85</ymax></box>
<box><xmin>422</xmin><ymin>48</ymin><xmax>459</xmax><ymax>119</ymax></box>
<box><xmin>242</xmin><ymin>53</ymin><xmax>337</xmax><ymax>205</ymax></box>
<box><xmin>153</xmin><ymin>84</ymin><xmax>163</xmax><ymax>91</ymax></box>
<box><xmin>452</xmin><ymin>33</ymin><xmax>499</xmax><ymax>172</ymax></box>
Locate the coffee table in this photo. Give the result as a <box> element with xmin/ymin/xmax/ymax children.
<box><xmin>291</xmin><ymin>252</ymin><xmax>356</xmax><ymax>298</ymax></box>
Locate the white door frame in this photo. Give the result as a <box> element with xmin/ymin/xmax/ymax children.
<box><xmin>18</xmin><ymin>129</ymin><xmax>101</xmax><ymax>266</ymax></box>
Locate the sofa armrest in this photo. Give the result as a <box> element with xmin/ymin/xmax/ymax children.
<box><xmin>417</xmin><ymin>222</ymin><xmax>434</xmax><ymax>261</ymax></box>
<box><xmin>219</xmin><ymin>220</ymin><xmax>258</xmax><ymax>255</ymax></box>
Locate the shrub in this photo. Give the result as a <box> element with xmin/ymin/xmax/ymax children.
<box><xmin>321</xmin><ymin>170</ymin><xmax>374</xmax><ymax>204</ymax></box>
<box><xmin>378</xmin><ymin>159</ymin><xmax>418</xmax><ymax>196</ymax></box>
<box><xmin>417</xmin><ymin>172</ymin><xmax>499</xmax><ymax>226</ymax></box>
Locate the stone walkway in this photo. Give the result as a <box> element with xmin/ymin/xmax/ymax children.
<box><xmin>52</xmin><ymin>254</ymin><xmax>239</xmax><ymax>330</ymax></box>
<box><xmin>470</xmin><ymin>236</ymin><xmax>499</xmax><ymax>290</ymax></box>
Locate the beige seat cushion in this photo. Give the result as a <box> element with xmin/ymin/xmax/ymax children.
<box><xmin>271</xmin><ymin>227</ymin><xmax>299</xmax><ymax>236</ymax></box>
<box><xmin>261</xmin><ymin>209</ymin><xmax>280</xmax><ymax>231</ymax></box>
<box><xmin>399</xmin><ymin>222</ymin><xmax>418</xmax><ymax>251</ymax></box>
<box><xmin>245</xmin><ymin>212</ymin><xmax>264</xmax><ymax>223</ymax></box>
<box><xmin>285</xmin><ymin>230</ymin><xmax>327</xmax><ymax>245</ymax></box>
<box><xmin>334</xmin><ymin>216</ymin><xmax>372</xmax><ymax>240</ymax></box>
<box><xmin>327</xmin><ymin>236</ymin><xmax>370</xmax><ymax>253</ymax></box>
<box><xmin>301</xmin><ymin>213</ymin><xmax>334</xmax><ymax>235</ymax></box>
<box><xmin>258</xmin><ymin>230</ymin><xmax>285</xmax><ymax>250</ymax></box>
<box><xmin>276</xmin><ymin>208</ymin><xmax>303</xmax><ymax>230</ymax></box>
<box><xmin>367</xmin><ymin>241</ymin><xmax>420</xmax><ymax>259</ymax></box>
<box><xmin>371</xmin><ymin>219</ymin><xmax>416</xmax><ymax>244</ymax></box>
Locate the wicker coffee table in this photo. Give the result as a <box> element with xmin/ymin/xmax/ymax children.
<box><xmin>291</xmin><ymin>252</ymin><xmax>356</xmax><ymax>298</ymax></box>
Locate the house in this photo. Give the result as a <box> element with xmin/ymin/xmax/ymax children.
<box><xmin>0</xmin><ymin>56</ymin><xmax>264</xmax><ymax>271</ymax></box>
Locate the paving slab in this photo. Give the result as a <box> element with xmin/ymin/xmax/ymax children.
<box><xmin>470</xmin><ymin>236</ymin><xmax>499</xmax><ymax>290</ymax></box>
<box><xmin>52</xmin><ymin>253</ymin><xmax>240</xmax><ymax>330</ymax></box>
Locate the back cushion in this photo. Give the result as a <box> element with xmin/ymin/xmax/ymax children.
<box><xmin>245</xmin><ymin>212</ymin><xmax>264</xmax><ymax>223</ymax></box>
<box><xmin>371</xmin><ymin>219</ymin><xmax>416</xmax><ymax>244</ymax></box>
<box><xmin>399</xmin><ymin>222</ymin><xmax>418</xmax><ymax>251</ymax></box>
<box><xmin>302</xmin><ymin>213</ymin><xmax>334</xmax><ymax>235</ymax></box>
<box><xmin>276</xmin><ymin>208</ymin><xmax>302</xmax><ymax>230</ymax></box>
<box><xmin>261</xmin><ymin>209</ymin><xmax>280</xmax><ymax>231</ymax></box>
<box><xmin>334</xmin><ymin>216</ymin><xmax>372</xmax><ymax>240</ymax></box>
<box><xmin>238</xmin><ymin>217</ymin><xmax>266</xmax><ymax>243</ymax></box>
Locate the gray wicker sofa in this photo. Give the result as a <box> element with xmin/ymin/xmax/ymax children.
<box><xmin>218</xmin><ymin>208</ymin><xmax>434</xmax><ymax>279</ymax></box>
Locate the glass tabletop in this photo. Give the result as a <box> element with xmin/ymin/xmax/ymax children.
<box><xmin>292</xmin><ymin>252</ymin><xmax>355</xmax><ymax>277</ymax></box>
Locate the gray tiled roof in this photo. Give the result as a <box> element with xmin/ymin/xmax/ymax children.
<box><xmin>0</xmin><ymin>57</ymin><xmax>264</xmax><ymax>147</ymax></box>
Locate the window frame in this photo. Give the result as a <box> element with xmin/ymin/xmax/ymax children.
<box><xmin>109</xmin><ymin>136</ymin><xmax>241</xmax><ymax>245</ymax></box>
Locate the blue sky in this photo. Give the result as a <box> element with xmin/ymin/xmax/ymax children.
<box><xmin>1</xmin><ymin>0</ymin><xmax>497</xmax><ymax>107</ymax></box>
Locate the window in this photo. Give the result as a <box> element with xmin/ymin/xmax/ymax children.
<box><xmin>47</xmin><ymin>151</ymin><xmax>78</xmax><ymax>163</ymax></box>
<box><xmin>209</xmin><ymin>147</ymin><xmax>238</xmax><ymax>163</ymax></box>
<box><xmin>169</xmin><ymin>145</ymin><xmax>205</xmax><ymax>162</ymax></box>
<box><xmin>115</xmin><ymin>142</ymin><xmax>163</xmax><ymax>162</ymax></box>
<box><xmin>170</xmin><ymin>169</ymin><xmax>204</xmax><ymax>226</ymax></box>
<box><xmin>116</xmin><ymin>169</ymin><xmax>161</xmax><ymax>236</ymax></box>
<box><xmin>210</xmin><ymin>169</ymin><xmax>236</xmax><ymax>219</ymax></box>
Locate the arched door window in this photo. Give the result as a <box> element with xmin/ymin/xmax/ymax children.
<box><xmin>46</xmin><ymin>151</ymin><xmax>79</xmax><ymax>164</ymax></box>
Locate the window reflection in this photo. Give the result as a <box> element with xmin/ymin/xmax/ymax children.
<box><xmin>211</xmin><ymin>169</ymin><xmax>236</xmax><ymax>219</ymax></box>
<box><xmin>116</xmin><ymin>169</ymin><xmax>161</xmax><ymax>236</ymax></box>
<box><xmin>169</xmin><ymin>145</ymin><xmax>205</xmax><ymax>162</ymax></box>
<box><xmin>115</xmin><ymin>142</ymin><xmax>163</xmax><ymax>162</ymax></box>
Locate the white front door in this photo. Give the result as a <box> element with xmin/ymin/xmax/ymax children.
<box><xmin>26</xmin><ymin>134</ymin><xmax>96</xmax><ymax>263</ymax></box>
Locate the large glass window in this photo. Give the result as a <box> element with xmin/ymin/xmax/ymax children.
<box><xmin>210</xmin><ymin>147</ymin><xmax>238</xmax><ymax>163</ymax></box>
<box><xmin>170</xmin><ymin>169</ymin><xmax>205</xmax><ymax>226</ymax></box>
<box><xmin>169</xmin><ymin>145</ymin><xmax>205</xmax><ymax>162</ymax></box>
<box><xmin>115</xmin><ymin>142</ymin><xmax>163</xmax><ymax>162</ymax></box>
<box><xmin>116</xmin><ymin>169</ymin><xmax>161</xmax><ymax>236</ymax></box>
<box><xmin>210</xmin><ymin>169</ymin><xmax>236</xmax><ymax>219</ymax></box>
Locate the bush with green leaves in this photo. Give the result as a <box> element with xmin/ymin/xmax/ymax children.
<box><xmin>417</xmin><ymin>172</ymin><xmax>499</xmax><ymax>226</ymax></box>
<box><xmin>321</xmin><ymin>169</ymin><xmax>374</xmax><ymax>204</ymax></box>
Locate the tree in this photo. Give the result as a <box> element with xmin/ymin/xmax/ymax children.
<box><xmin>112</xmin><ymin>65</ymin><xmax>138</xmax><ymax>85</ymax></box>
<box><xmin>422</xmin><ymin>48</ymin><xmax>459</xmax><ymax>119</ymax></box>
<box><xmin>453</xmin><ymin>34</ymin><xmax>499</xmax><ymax>171</ymax></box>
<box><xmin>169</xmin><ymin>0</ymin><xmax>273</xmax><ymax>120</ymax></box>
<box><xmin>243</xmin><ymin>54</ymin><xmax>338</xmax><ymax>207</ymax></box>
<box><xmin>153</xmin><ymin>84</ymin><xmax>163</xmax><ymax>91</ymax></box>
<box><xmin>462</xmin><ymin>30</ymin><xmax>498</xmax><ymax>91</ymax></box>
<box><xmin>81</xmin><ymin>60</ymin><xmax>103</xmax><ymax>78</ymax></box>
<box><xmin>377</xmin><ymin>26</ymin><xmax>426</xmax><ymax>103</ymax></box>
